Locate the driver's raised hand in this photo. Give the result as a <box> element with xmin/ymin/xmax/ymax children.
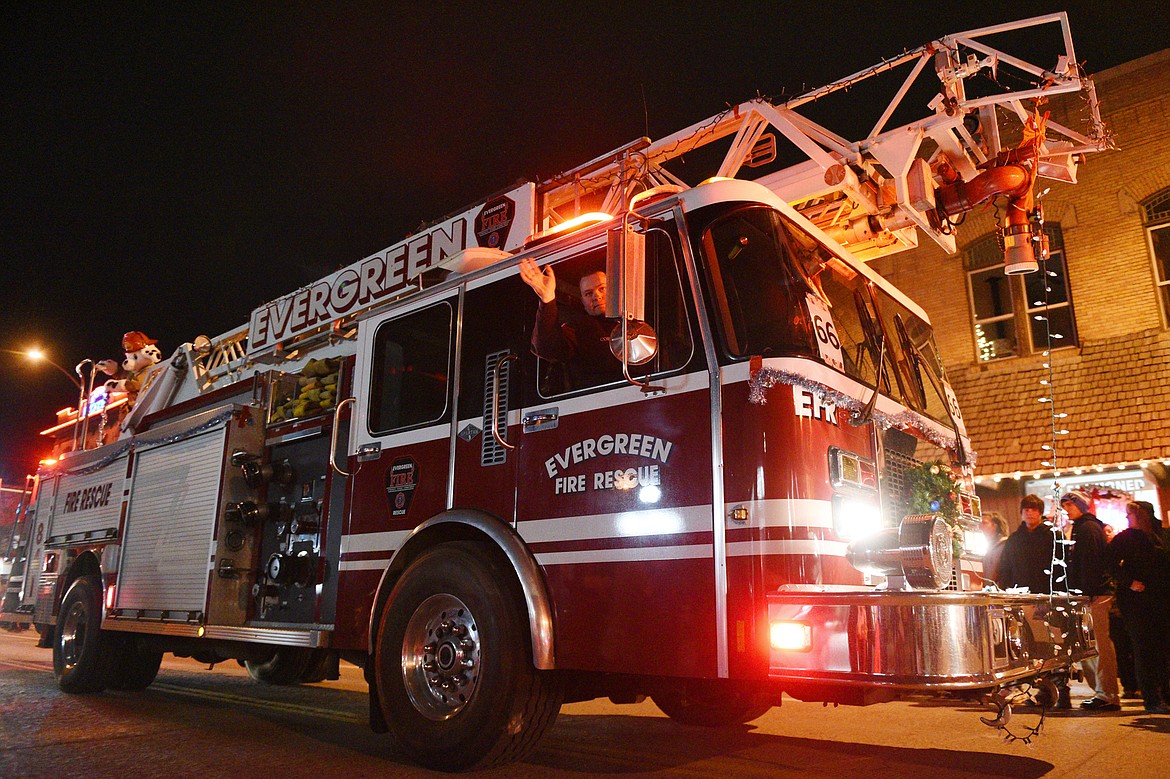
<box><xmin>519</xmin><ymin>258</ymin><xmax>557</xmax><ymax>304</ymax></box>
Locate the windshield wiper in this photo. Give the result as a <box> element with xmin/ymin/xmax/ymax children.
<box><xmin>851</xmin><ymin>332</ymin><xmax>886</xmax><ymax>427</ymax></box>
<box><xmin>894</xmin><ymin>317</ymin><xmax>970</xmax><ymax>468</ymax></box>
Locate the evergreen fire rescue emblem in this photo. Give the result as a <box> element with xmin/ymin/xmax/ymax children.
<box><xmin>474</xmin><ymin>194</ymin><xmax>515</xmax><ymax>249</ymax></box>
<box><xmin>385</xmin><ymin>457</ymin><xmax>418</xmax><ymax>517</ymax></box>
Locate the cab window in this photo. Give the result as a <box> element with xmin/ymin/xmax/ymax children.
<box><xmin>368</xmin><ymin>302</ymin><xmax>453</xmax><ymax>434</ymax></box>
<box><xmin>534</xmin><ymin>231</ymin><xmax>693</xmax><ymax>397</ymax></box>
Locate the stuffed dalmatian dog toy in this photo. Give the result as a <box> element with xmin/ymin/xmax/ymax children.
<box><xmin>98</xmin><ymin>331</ymin><xmax>162</xmax><ymax>408</ymax></box>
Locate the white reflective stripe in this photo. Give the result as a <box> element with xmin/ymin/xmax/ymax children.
<box><xmin>723</xmin><ymin>355</ymin><xmax>847</xmax><ymax>390</ymax></box>
<box><xmin>520</xmin><ymin>505</ymin><xmax>712</xmax><ymax>544</ymax></box>
<box><xmin>340</xmin><ymin>528</ymin><xmax>413</xmax><ymax>555</ymax></box>
<box><xmin>536</xmin><ymin>543</ymin><xmax>713</xmax><ymax>566</ymax></box>
<box><xmin>726</xmin><ymin>539</ymin><xmax>849</xmax><ymax>557</ymax></box>
<box><xmin>725</xmin><ymin>498</ymin><xmax>833</xmax><ymax>529</ymax></box>
<box><xmin>338</xmin><ymin>559</ymin><xmax>390</xmax><ymax>572</ymax></box>
<box><xmin>340</xmin><ymin>504</ymin><xmax>842</xmax><ymax>567</ymax></box>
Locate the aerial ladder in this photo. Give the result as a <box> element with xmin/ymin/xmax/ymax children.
<box><xmin>70</xmin><ymin>13</ymin><xmax>1111</xmax><ymax>434</ymax></box>
<box><xmin>539</xmin><ymin>12</ymin><xmax>1109</xmax><ymax>271</ymax></box>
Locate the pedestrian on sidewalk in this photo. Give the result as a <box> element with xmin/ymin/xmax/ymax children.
<box><xmin>1108</xmin><ymin>500</ymin><xmax>1170</xmax><ymax>714</ymax></box>
<box><xmin>980</xmin><ymin>511</ymin><xmax>1010</xmax><ymax>587</ymax></box>
<box><xmin>1063</xmin><ymin>490</ymin><xmax>1121</xmax><ymax>712</ymax></box>
<box><xmin>1001</xmin><ymin>494</ymin><xmax>1071</xmax><ymax>708</ymax></box>
<box><xmin>1103</xmin><ymin>523</ymin><xmax>1140</xmax><ymax>700</ymax></box>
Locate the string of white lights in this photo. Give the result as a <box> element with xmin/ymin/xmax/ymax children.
<box><xmin>1028</xmin><ymin>201</ymin><xmax>1072</xmax><ymax>594</ymax></box>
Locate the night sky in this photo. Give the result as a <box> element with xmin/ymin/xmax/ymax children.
<box><xmin>2</xmin><ymin>2</ymin><xmax>1167</xmax><ymax>481</ymax></box>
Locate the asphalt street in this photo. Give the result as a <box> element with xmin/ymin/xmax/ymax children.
<box><xmin>2</xmin><ymin>628</ymin><xmax>1168</xmax><ymax>777</ymax></box>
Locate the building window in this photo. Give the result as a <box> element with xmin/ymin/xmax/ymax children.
<box><xmin>1144</xmin><ymin>187</ymin><xmax>1170</xmax><ymax>326</ymax></box>
<box><xmin>965</xmin><ymin>225</ymin><xmax>1076</xmax><ymax>362</ymax></box>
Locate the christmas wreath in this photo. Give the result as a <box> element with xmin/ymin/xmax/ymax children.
<box><xmin>904</xmin><ymin>460</ymin><xmax>964</xmax><ymax>557</ymax></box>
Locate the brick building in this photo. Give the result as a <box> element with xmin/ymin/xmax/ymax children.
<box><xmin>870</xmin><ymin>49</ymin><xmax>1170</xmax><ymax>531</ymax></box>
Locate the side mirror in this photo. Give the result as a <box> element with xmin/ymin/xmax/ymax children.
<box><xmin>609</xmin><ymin>320</ymin><xmax>658</xmax><ymax>365</ymax></box>
<box><xmin>606</xmin><ymin>224</ymin><xmax>645</xmax><ymax>320</ymax></box>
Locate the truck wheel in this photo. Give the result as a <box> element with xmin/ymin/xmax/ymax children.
<box><xmin>298</xmin><ymin>649</ymin><xmax>334</xmax><ymax>683</ymax></box>
<box><xmin>105</xmin><ymin>634</ymin><xmax>163</xmax><ymax>691</ymax></box>
<box><xmin>245</xmin><ymin>647</ymin><xmax>313</xmax><ymax>685</ymax></box>
<box><xmin>654</xmin><ymin>685</ymin><xmax>772</xmax><ymax>726</ymax></box>
<box><xmin>374</xmin><ymin>541</ymin><xmax>562</xmax><ymax>772</ymax></box>
<box><xmin>53</xmin><ymin>576</ymin><xmax>114</xmax><ymax>694</ymax></box>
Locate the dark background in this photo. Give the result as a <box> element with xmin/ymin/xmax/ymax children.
<box><xmin>2</xmin><ymin>1</ymin><xmax>1167</xmax><ymax>481</ymax></box>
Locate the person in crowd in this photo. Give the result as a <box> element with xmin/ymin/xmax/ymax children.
<box><xmin>980</xmin><ymin>511</ymin><xmax>1010</xmax><ymax>587</ymax></box>
<box><xmin>1000</xmin><ymin>494</ymin><xmax>1069</xmax><ymax>708</ymax></box>
<box><xmin>1107</xmin><ymin>500</ymin><xmax>1170</xmax><ymax>714</ymax></box>
<box><xmin>1103</xmin><ymin>522</ymin><xmax>1140</xmax><ymax>700</ymax></box>
<box><xmin>1000</xmin><ymin>494</ymin><xmax>1058</xmax><ymax>594</ymax></box>
<box><xmin>519</xmin><ymin>258</ymin><xmax>622</xmax><ymax>389</ymax></box>
<box><xmin>1063</xmin><ymin>490</ymin><xmax>1121</xmax><ymax>712</ymax></box>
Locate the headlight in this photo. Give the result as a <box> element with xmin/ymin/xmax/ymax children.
<box><xmin>832</xmin><ymin>494</ymin><xmax>883</xmax><ymax>540</ymax></box>
<box><xmin>965</xmin><ymin>528</ymin><xmax>988</xmax><ymax>556</ymax></box>
<box><xmin>829</xmin><ymin>447</ymin><xmax>882</xmax><ymax>541</ymax></box>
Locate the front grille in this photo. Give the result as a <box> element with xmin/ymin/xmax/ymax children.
<box><xmin>881</xmin><ymin>447</ymin><xmax>962</xmax><ymax>590</ymax></box>
<box><xmin>881</xmin><ymin>449</ymin><xmax>918</xmax><ymax>526</ymax></box>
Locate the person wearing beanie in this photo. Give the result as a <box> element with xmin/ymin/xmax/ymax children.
<box><xmin>1062</xmin><ymin>490</ymin><xmax>1120</xmax><ymax>712</ymax></box>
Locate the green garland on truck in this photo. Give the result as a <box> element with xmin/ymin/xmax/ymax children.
<box><xmin>904</xmin><ymin>460</ymin><xmax>964</xmax><ymax>557</ymax></box>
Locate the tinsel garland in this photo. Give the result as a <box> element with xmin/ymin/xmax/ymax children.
<box><xmin>747</xmin><ymin>366</ymin><xmax>976</xmax><ymax>463</ymax></box>
<box><xmin>59</xmin><ymin>407</ymin><xmax>238</xmax><ymax>477</ymax></box>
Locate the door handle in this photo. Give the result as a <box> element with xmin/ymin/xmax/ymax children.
<box><xmin>491</xmin><ymin>354</ymin><xmax>518</xmax><ymax>451</ymax></box>
<box><xmin>329</xmin><ymin>397</ymin><xmax>356</xmax><ymax>477</ymax></box>
<box><xmin>522</xmin><ymin>409</ymin><xmax>559</xmax><ymax>432</ymax></box>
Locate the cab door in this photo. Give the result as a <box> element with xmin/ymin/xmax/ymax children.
<box><xmin>509</xmin><ymin>228</ymin><xmax>719</xmax><ymax>678</ymax></box>
<box><xmin>451</xmin><ymin>268</ymin><xmax>534</xmax><ymax>522</ymax></box>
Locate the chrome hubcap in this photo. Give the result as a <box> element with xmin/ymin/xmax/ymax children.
<box><xmin>401</xmin><ymin>594</ymin><xmax>480</xmax><ymax>720</ymax></box>
<box><xmin>59</xmin><ymin>601</ymin><xmax>87</xmax><ymax>671</ymax></box>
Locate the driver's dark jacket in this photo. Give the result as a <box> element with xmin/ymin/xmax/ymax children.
<box><xmin>531</xmin><ymin>299</ymin><xmax>622</xmax><ymax>389</ymax></box>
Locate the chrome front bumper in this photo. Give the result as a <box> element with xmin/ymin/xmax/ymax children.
<box><xmin>768</xmin><ymin>590</ymin><xmax>1094</xmax><ymax>693</ymax></box>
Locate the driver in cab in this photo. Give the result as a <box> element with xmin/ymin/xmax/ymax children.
<box><xmin>519</xmin><ymin>258</ymin><xmax>622</xmax><ymax>389</ymax></box>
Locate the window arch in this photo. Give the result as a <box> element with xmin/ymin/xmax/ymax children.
<box><xmin>1143</xmin><ymin>186</ymin><xmax>1170</xmax><ymax>327</ymax></box>
<box><xmin>964</xmin><ymin>224</ymin><xmax>1076</xmax><ymax>361</ymax></box>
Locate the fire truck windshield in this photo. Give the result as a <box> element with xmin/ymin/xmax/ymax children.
<box><xmin>700</xmin><ymin>206</ymin><xmax>818</xmax><ymax>358</ymax></box>
<box><xmin>701</xmin><ymin>205</ymin><xmax>952</xmax><ymax>427</ymax></box>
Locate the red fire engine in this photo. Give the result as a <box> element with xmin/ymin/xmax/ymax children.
<box><xmin>6</xmin><ymin>15</ymin><xmax>1111</xmax><ymax>771</ymax></box>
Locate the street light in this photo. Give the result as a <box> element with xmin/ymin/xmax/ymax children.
<box><xmin>2</xmin><ymin>347</ymin><xmax>83</xmax><ymax>390</ymax></box>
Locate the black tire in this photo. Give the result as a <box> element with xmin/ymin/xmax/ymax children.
<box><xmin>245</xmin><ymin>646</ymin><xmax>313</xmax><ymax>685</ymax></box>
<box><xmin>104</xmin><ymin>634</ymin><xmax>163</xmax><ymax>691</ymax></box>
<box><xmin>654</xmin><ymin>684</ymin><xmax>773</xmax><ymax>727</ymax></box>
<box><xmin>374</xmin><ymin>541</ymin><xmax>562</xmax><ymax>772</ymax></box>
<box><xmin>298</xmin><ymin>649</ymin><xmax>334</xmax><ymax>684</ymax></box>
<box><xmin>53</xmin><ymin>576</ymin><xmax>115</xmax><ymax>694</ymax></box>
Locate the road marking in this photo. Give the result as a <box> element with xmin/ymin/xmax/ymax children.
<box><xmin>150</xmin><ymin>681</ymin><xmax>364</xmax><ymax>724</ymax></box>
<box><xmin>0</xmin><ymin>658</ymin><xmax>52</xmax><ymax>672</ymax></box>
